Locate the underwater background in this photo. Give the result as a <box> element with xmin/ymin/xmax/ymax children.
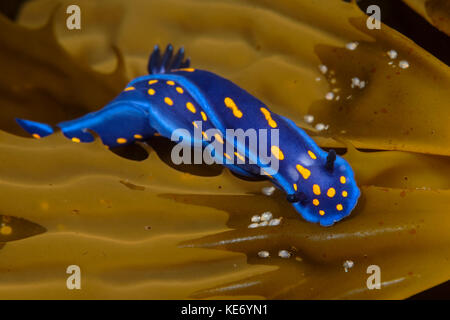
<box><xmin>0</xmin><ymin>0</ymin><xmax>449</xmax><ymax>299</ymax></box>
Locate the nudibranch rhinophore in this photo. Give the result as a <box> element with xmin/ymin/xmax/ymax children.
<box><xmin>16</xmin><ymin>44</ymin><xmax>360</xmax><ymax>226</ymax></box>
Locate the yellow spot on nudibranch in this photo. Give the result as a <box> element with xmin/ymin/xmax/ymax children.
<box><xmin>154</xmin><ymin>133</ymin><xmax>161</xmax><ymax>137</ymax></box>
<box><xmin>224</xmin><ymin>153</ymin><xmax>231</xmax><ymax>160</ymax></box>
<box><xmin>0</xmin><ymin>225</ymin><xmax>12</xmax><ymax>235</ymax></box>
<box><xmin>166</xmin><ymin>80</ymin><xmax>175</xmax><ymax>86</ymax></box>
<box><xmin>148</xmin><ymin>88</ymin><xmax>156</xmax><ymax>95</ymax></box>
<box><xmin>308</xmin><ymin>150</ymin><xmax>317</xmax><ymax>160</ymax></box>
<box><xmin>186</xmin><ymin>102</ymin><xmax>196</xmax><ymax>113</ymax></box>
<box><xmin>178</xmin><ymin>68</ymin><xmax>195</xmax><ymax>72</ymax></box>
<box><xmin>201</xmin><ymin>111</ymin><xmax>208</xmax><ymax>121</ymax></box>
<box><xmin>296</xmin><ymin>164</ymin><xmax>311</xmax><ymax>179</ymax></box>
<box><xmin>260</xmin><ymin>107</ymin><xmax>277</xmax><ymax>128</ymax></box>
<box><xmin>319</xmin><ymin>210</ymin><xmax>325</xmax><ymax>216</ymax></box>
<box><xmin>327</xmin><ymin>188</ymin><xmax>336</xmax><ymax>198</ymax></box>
<box><xmin>224</xmin><ymin>97</ymin><xmax>243</xmax><ymax>118</ymax></box>
<box><xmin>313</xmin><ymin>184</ymin><xmax>321</xmax><ymax>195</ymax></box>
<box><xmin>235</xmin><ymin>152</ymin><xmax>245</xmax><ymax>162</ymax></box>
<box><xmin>117</xmin><ymin>138</ymin><xmax>127</xmax><ymax>144</ymax></box>
<box><xmin>71</xmin><ymin>137</ymin><xmax>80</xmax><ymax>143</ymax></box>
<box><xmin>32</xmin><ymin>133</ymin><xmax>41</xmax><ymax>139</ymax></box>
<box><xmin>134</xmin><ymin>134</ymin><xmax>143</xmax><ymax>139</ymax></box>
<box><xmin>148</xmin><ymin>80</ymin><xmax>158</xmax><ymax>85</ymax></box>
<box><xmin>176</xmin><ymin>87</ymin><xmax>184</xmax><ymax>94</ymax></box>
<box><xmin>340</xmin><ymin>176</ymin><xmax>346</xmax><ymax>184</ymax></box>
<box><xmin>202</xmin><ymin>131</ymin><xmax>208</xmax><ymax>139</ymax></box>
<box><xmin>293</xmin><ymin>183</ymin><xmax>298</xmax><ymax>191</ymax></box>
<box><xmin>214</xmin><ymin>133</ymin><xmax>224</xmax><ymax>144</ymax></box>
<box><xmin>313</xmin><ymin>199</ymin><xmax>319</xmax><ymax>206</ymax></box>
<box><xmin>342</xmin><ymin>191</ymin><xmax>348</xmax><ymax>197</ymax></box>
<box><xmin>336</xmin><ymin>204</ymin><xmax>343</xmax><ymax>211</ymax></box>
<box><xmin>124</xmin><ymin>86</ymin><xmax>135</xmax><ymax>91</ymax></box>
<box><xmin>271</xmin><ymin>145</ymin><xmax>284</xmax><ymax>160</ymax></box>
<box><xmin>164</xmin><ymin>97</ymin><xmax>173</xmax><ymax>106</ymax></box>
<box><xmin>192</xmin><ymin>122</ymin><xmax>198</xmax><ymax>129</ymax></box>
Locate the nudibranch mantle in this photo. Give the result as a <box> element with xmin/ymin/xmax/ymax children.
<box><xmin>16</xmin><ymin>45</ymin><xmax>360</xmax><ymax>226</ymax></box>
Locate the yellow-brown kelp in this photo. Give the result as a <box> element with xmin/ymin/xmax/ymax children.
<box><xmin>0</xmin><ymin>0</ymin><xmax>448</xmax><ymax>299</ymax></box>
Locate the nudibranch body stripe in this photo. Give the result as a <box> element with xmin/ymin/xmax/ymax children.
<box><xmin>16</xmin><ymin>45</ymin><xmax>360</xmax><ymax>226</ymax></box>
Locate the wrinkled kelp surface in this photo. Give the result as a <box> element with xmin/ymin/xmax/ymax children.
<box><xmin>0</xmin><ymin>0</ymin><xmax>449</xmax><ymax>299</ymax></box>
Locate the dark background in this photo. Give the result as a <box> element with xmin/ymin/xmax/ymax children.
<box><xmin>0</xmin><ymin>0</ymin><xmax>448</xmax><ymax>300</ymax></box>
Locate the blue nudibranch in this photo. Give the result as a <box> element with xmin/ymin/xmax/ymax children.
<box><xmin>16</xmin><ymin>44</ymin><xmax>360</xmax><ymax>226</ymax></box>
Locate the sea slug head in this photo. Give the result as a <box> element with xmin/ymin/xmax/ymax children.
<box><xmin>287</xmin><ymin>150</ymin><xmax>360</xmax><ymax>227</ymax></box>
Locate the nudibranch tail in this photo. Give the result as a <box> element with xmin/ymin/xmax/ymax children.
<box><xmin>15</xmin><ymin>118</ymin><xmax>54</xmax><ymax>139</ymax></box>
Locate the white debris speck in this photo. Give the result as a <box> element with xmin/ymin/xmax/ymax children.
<box><xmin>268</xmin><ymin>218</ymin><xmax>281</xmax><ymax>226</ymax></box>
<box><xmin>258</xmin><ymin>251</ymin><xmax>270</xmax><ymax>258</ymax></box>
<box><xmin>251</xmin><ymin>215</ymin><xmax>261</xmax><ymax>223</ymax></box>
<box><xmin>259</xmin><ymin>221</ymin><xmax>268</xmax><ymax>227</ymax></box>
<box><xmin>278</xmin><ymin>250</ymin><xmax>291</xmax><ymax>259</ymax></box>
<box><xmin>304</xmin><ymin>114</ymin><xmax>314</xmax><ymax>123</ymax></box>
<box><xmin>345</xmin><ymin>41</ymin><xmax>359</xmax><ymax>50</ymax></box>
<box><xmin>387</xmin><ymin>49</ymin><xmax>398</xmax><ymax>59</ymax></box>
<box><xmin>343</xmin><ymin>260</ymin><xmax>354</xmax><ymax>272</ymax></box>
<box><xmin>335</xmin><ymin>95</ymin><xmax>340</xmax><ymax>101</ymax></box>
<box><xmin>315</xmin><ymin>77</ymin><xmax>321</xmax><ymax>82</ymax></box>
<box><xmin>325</xmin><ymin>92</ymin><xmax>334</xmax><ymax>100</ymax></box>
<box><xmin>261</xmin><ymin>211</ymin><xmax>273</xmax><ymax>221</ymax></box>
<box><xmin>351</xmin><ymin>77</ymin><xmax>366</xmax><ymax>89</ymax></box>
<box><xmin>398</xmin><ymin>60</ymin><xmax>409</xmax><ymax>69</ymax></box>
<box><xmin>359</xmin><ymin>81</ymin><xmax>365</xmax><ymax>89</ymax></box>
<box><xmin>330</xmin><ymin>78</ymin><xmax>337</xmax><ymax>84</ymax></box>
<box><xmin>318</xmin><ymin>64</ymin><xmax>328</xmax><ymax>74</ymax></box>
<box><xmin>315</xmin><ymin>123</ymin><xmax>326</xmax><ymax>131</ymax></box>
<box><xmin>248</xmin><ymin>223</ymin><xmax>259</xmax><ymax>229</ymax></box>
<box><xmin>346</xmin><ymin>95</ymin><xmax>352</xmax><ymax>100</ymax></box>
<box><xmin>351</xmin><ymin>77</ymin><xmax>360</xmax><ymax>88</ymax></box>
<box><xmin>261</xmin><ymin>186</ymin><xmax>275</xmax><ymax>196</ymax></box>
<box><xmin>388</xmin><ymin>61</ymin><xmax>394</xmax><ymax>65</ymax></box>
